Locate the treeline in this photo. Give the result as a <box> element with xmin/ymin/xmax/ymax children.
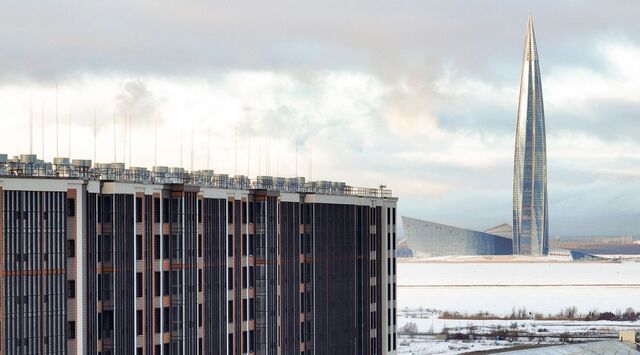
<box><xmin>438</xmin><ymin>306</ymin><xmax>639</xmax><ymax>321</ymax></box>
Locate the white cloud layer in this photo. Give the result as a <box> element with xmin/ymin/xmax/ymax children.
<box><xmin>0</xmin><ymin>1</ymin><xmax>639</xmax><ymax>236</ymax></box>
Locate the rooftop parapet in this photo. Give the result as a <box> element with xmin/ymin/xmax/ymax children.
<box><xmin>0</xmin><ymin>153</ymin><xmax>394</xmax><ymax>199</ymax></box>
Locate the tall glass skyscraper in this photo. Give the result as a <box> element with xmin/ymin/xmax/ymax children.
<box><xmin>513</xmin><ymin>16</ymin><xmax>549</xmax><ymax>255</ymax></box>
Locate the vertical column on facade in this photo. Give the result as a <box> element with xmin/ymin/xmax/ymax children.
<box><xmin>66</xmin><ymin>188</ymin><xmax>78</xmax><ymax>354</ymax></box>
<box><xmin>202</xmin><ymin>196</ymin><xmax>227</xmax><ymax>355</ymax></box>
<box><xmin>381</xmin><ymin>205</ymin><xmax>397</xmax><ymax>354</ymax></box>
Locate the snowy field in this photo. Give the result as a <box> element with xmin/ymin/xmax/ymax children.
<box><xmin>396</xmin><ymin>260</ymin><xmax>640</xmax><ymax>353</ymax></box>
<box><xmin>397</xmin><ymin>310</ymin><xmax>640</xmax><ymax>354</ymax></box>
<box><xmin>398</xmin><ymin>260</ymin><xmax>640</xmax><ymax>315</ymax></box>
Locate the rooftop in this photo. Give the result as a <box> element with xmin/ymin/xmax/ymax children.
<box><xmin>0</xmin><ymin>153</ymin><xmax>394</xmax><ymax>199</ymax></box>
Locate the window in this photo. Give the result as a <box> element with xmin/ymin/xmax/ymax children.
<box><xmin>249</xmin><ymin>235</ymin><xmax>254</xmax><ymax>256</ymax></box>
<box><xmin>242</xmin><ymin>267</ymin><xmax>247</xmax><ymax>289</ymax></box>
<box><xmin>163</xmin><ymin>235</ymin><xmax>170</xmax><ymax>259</ymax></box>
<box><xmin>154</xmin><ymin>235</ymin><xmax>161</xmax><ymax>260</ymax></box>
<box><xmin>136</xmin><ymin>273</ymin><xmax>143</xmax><ymax>298</ymax></box>
<box><xmin>228</xmin><ymin>268</ymin><xmax>233</xmax><ymax>290</ymax></box>
<box><xmin>198</xmin><ymin>199</ymin><xmax>202</xmax><ymax>223</ymax></box>
<box><xmin>227</xmin><ymin>235</ymin><xmax>233</xmax><ymax>257</ymax></box>
<box><xmin>370</xmin><ymin>234</ymin><xmax>376</xmax><ymax>252</ymax></box>
<box><xmin>68</xmin><ymin>280</ymin><xmax>75</xmax><ymax>298</ymax></box>
<box><xmin>155</xmin><ymin>308</ymin><xmax>161</xmax><ymax>334</ymax></box>
<box><xmin>137</xmin><ymin>310</ymin><xmax>143</xmax><ymax>335</ymax></box>
<box><xmin>227</xmin><ymin>201</ymin><xmax>233</xmax><ymax>224</ymax></box>
<box><xmin>228</xmin><ymin>301</ymin><xmax>233</xmax><ymax>323</ymax></box>
<box><xmin>243</xmin><ymin>330</ymin><xmax>248</xmax><ymax>351</ymax></box>
<box><xmin>249</xmin><ymin>298</ymin><xmax>254</xmax><ymax>320</ymax></box>
<box><xmin>136</xmin><ymin>235</ymin><xmax>143</xmax><ymax>260</ymax></box>
<box><xmin>198</xmin><ymin>270</ymin><xmax>202</xmax><ymax>292</ymax></box>
<box><xmin>242</xmin><ymin>234</ymin><xmax>247</xmax><ymax>256</ymax></box>
<box><xmin>155</xmin><ymin>272</ymin><xmax>161</xmax><ymax>297</ymax></box>
<box><xmin>198</xmin><ymin>235</ymin><xmax>202</xmax><ymax>258</ymax></box>
<box><xmin>67</xmin><ymin>198</ymin><xmax>75</xmax><ymax>217</ymax></box>
<box><xmin>67</xmin><ymin>239</ymin><xmax>75</xmax><ymax>258</ymax></box>
<box><xmin>249</xmin><ymin>202</ymin><xmax>254</xmax><ymax>223</ymax></box>
<box><xmin>198</xmin><ymin>303</ymin><xmax>203</xmax><ymax>327</ymax></box>
<box><xmin>154</xmin><ymin>198</ymin><xmax>161</xmax><ymax>223</ymax></box>
<box><xmin>162</xmin><ymin>198</ymin><xmax>169</xmax><ymax>222</ymax></box>
<box><xmin>249</xmin><ymin>266</ymin><xmax>254</xmax><ymax>288</ymax></box>
<box><xmin>136</xmin><ymin>197</ymin><xmax>143</xmax><ymax>223</ymax></box>
<box><xmin>68</xmin><ymin>321</ymin><xmax>76</xmax><ymax>339</ymax></box>
<box><xmin>242</xmin><ymin>201</ymin><xmax>247</xmax><ymax>224</ymax></box>
<box><xmin>243</xmin><ymin>299</ymin><xmax>248</xmax><ymax>321</ymax></box>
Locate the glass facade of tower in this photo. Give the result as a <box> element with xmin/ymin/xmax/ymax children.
<box><xmin>513</xmin><ymin>17</ymin><xmax>549</xmax><ymax>256</ymax></box>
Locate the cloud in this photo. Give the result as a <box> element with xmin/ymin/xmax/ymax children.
<box><xmin>114</xmin><ymin>80</ymin><xmax>163</xmax><ymax>126</ymax></box>
<box><xmin>0</xmin><ymin>1</ymin><xmax>639</xmax><ymax>236</ymax></box>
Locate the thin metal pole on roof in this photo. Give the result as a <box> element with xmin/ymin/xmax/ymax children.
<box><xmin>93</xmin><ymin>108</ymin><xmax>96</xmax><ymax>164</ymax></box>
<box><xmin>29</xmin><ymin>98</ymin><xmax>33</xmax><ymax>155</ymax></box>
<box><xmin>55</xmin><ymin>85</ymin><xmax>59</xmax><ymax>157</ymax></box>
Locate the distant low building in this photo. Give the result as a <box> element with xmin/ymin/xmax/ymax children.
<box><xmin>402</xmin><ymin>217</ymin><xmax>513</xmax><ymax>257</ymax></box>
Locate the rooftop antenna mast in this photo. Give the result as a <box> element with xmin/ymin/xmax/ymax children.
<box><xmin>55</xmin><ymin>84</ymin><xmax>59</xmax><ymax>157</ymax></box>
<box><xmin>68</xmin><ymin>107</ymin><xmax>71</xmax><ymax>158</ymax></box>
<box><xmin>258</xmin><ymin>137</ymin><xmax>262</xmax><ymax>176</ymax></box>
<box><xmin>180</xmin><ymin>128</ymin><xmax>183</xmax><ymax>169</ymax></box>
<box><xmin>113</xmin><ymin>111</ymin><xmax>117</xmax><ymax>163</ymax></box>
<box><xmin>206</xmin><ymin>126</ymin><xmax>210</xmax><ymax>171</ymax></box>
<box><xmin>295</xmin><ymin>136</ymin><xmax>298</xmax><ymax>178</ymax></box>
<box><xmin>190</xmin><ymin>125</ymin><xmax>194</xmax><ymax>172</ymax></box>
<box><xmin>41</xmin><ymin>101</ymin><xmax>44</xmax><ymax>159</ymax></box>
<box><xmin>128</xmin><ymin>113</ymin><xmax>132</xmax><ymax>167</ymax></box>
<box><xmin>93</xmin><ymin>108</ymin><xmax>96</xmax><ymax>164</ymax></box>
<box><xmin>122</xmin><ymin>113</ymin><xmax>126</xmax><ymax>165</ymax></box>
<box><xmin>234</xmin><ymin>128</ymin><xmax>238</xmax><ymax>176</ymax></box>
<box><xmin>154</xmin><ymin>115</ymin><xmax>158</xmax><ymax>167</ymax></box>
<box><xmin>247</xmin><ymin>125</ymin><xmax>251</xmax><ymax>177</ymax></box>
<box><xmin>29</xmin><ymin>98</ymin><xmax>33</xmax><ymax>155</ymax></box>
<box><xmin>309</xmin><ymin>139</ymin><xmax>312</xmax><ymax>181</ymax></box>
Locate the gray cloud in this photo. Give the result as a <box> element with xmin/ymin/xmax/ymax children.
<box><xmin>0</xmin><ymin>1</ymin><xmax>638</xmax><ymax>236</ymax></box>
<box><xmin>114</xmin><ymin>80</ymin><xmax>163</xmax><ymax>126</ymax></box>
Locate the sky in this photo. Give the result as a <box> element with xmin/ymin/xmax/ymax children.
<box><xmin>0</xmin><ymin>1</ymin><xmax>639</xmax><ymax>237</ymax></box>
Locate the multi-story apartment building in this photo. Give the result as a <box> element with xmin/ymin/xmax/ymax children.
<box><xmin>0</xmin><ymin>154</ymin><xmax>398</xmax><ymax>355</ymax></box>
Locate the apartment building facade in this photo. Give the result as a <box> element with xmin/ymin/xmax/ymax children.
<box><xmin>0</xmin><ymin>155</ymin><xmax>397</xmax><ymax>355</ymax></box>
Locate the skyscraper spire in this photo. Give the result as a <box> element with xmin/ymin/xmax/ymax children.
<box><xmin>513</xmin><ymin>16</ymin><xmax>549</xmax><ymax>256</ymax></box>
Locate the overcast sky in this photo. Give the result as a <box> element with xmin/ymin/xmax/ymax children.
<box><xmin>1</xmin><ymin>1</ymin><xmax>639</xmax><ymax>236</ymax></box>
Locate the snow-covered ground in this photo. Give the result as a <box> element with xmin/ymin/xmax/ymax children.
<box><xmin>397</xmin><ymin>310</ymin><xmax>640</xmax><ymax>354</ymax></box>
<box><xmin>398</xmin><ymin>260</ymin><xmax>640</xmax><ymax>315</ymax></box>
<box><xmin>396</xmin><ymin>260</ymin><xmax>640</xmax><ymax>353</ymax></box>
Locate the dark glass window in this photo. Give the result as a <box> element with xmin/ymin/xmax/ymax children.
<box><xmin>67</xmin><ymin>239</ymin><xmax>75</xmax><ymax>258</ymax></box>
<box><xmin>227</xmin><ymin>201</ymin><xmax>233</xmax><ymax>223</ymax></box>
<box><xmin>136</xmin><ymin>235</ymin><xmax>143</xmax><ymax>260</ymax></box>
<box><xmin>154</xmin><ymin>235</ymin><xmax>161</xmax><ymax>260</ymax></box>
<box><xmin>68</xmin><ymin>280</ymin><xmax>75</xmax><ymax>298</ymax></box>
<box><xmin>136</xmin><ymin>272</ymin><xmax>143</xmax><ymax>298</ymax></box>
<box><xmin>67</xmin><ymin>198</ymin><xmax>75</xmax><ymax>217</ymax></box>
<box><xmin>154</xmin><ymin>198</ymin><xmax>161</xmax><ymax>222</ymax></box>
<box><xmin>68</xmin><ymin>321</ymin><xmax>76</xmax><ymax>339</ymax></box>
<box><xmin>137</xmin><ymin>310</ymin><xmax>143</xmax><ymax>335</ymax></box>
<box><xmin>136</xmin><ymin>197</ymin><xmax>143</xmax><ymax>223</ymax></box>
